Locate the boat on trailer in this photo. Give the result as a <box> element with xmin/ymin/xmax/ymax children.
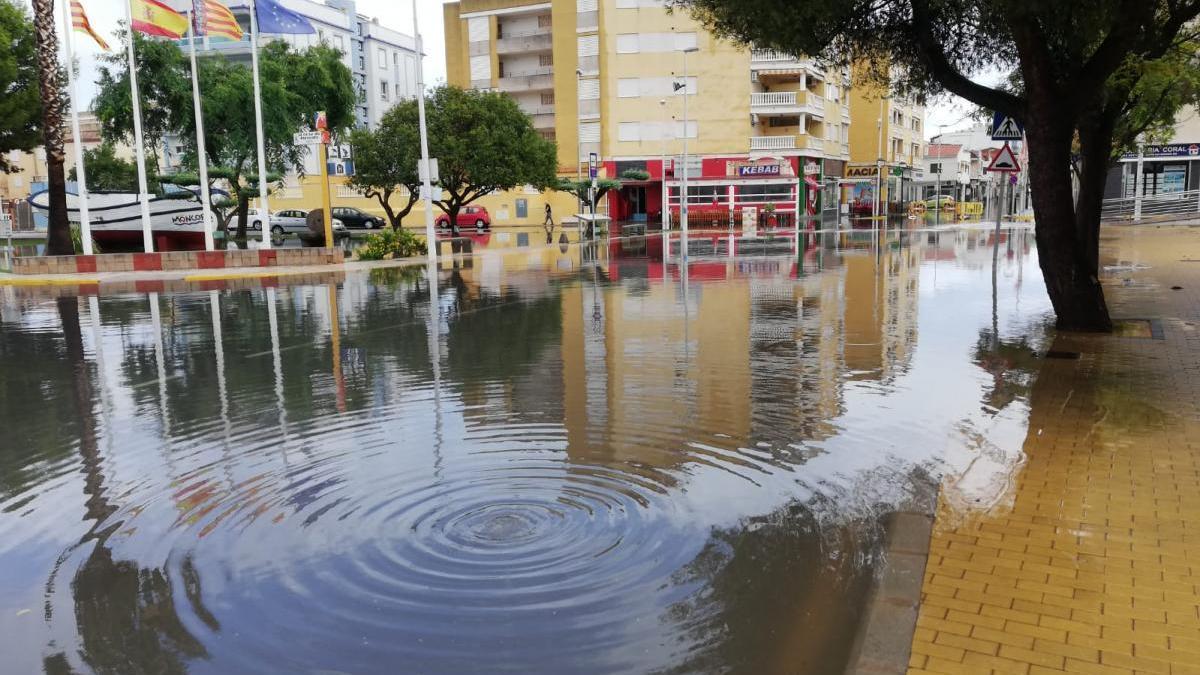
<box><xmin>28</xmin><ymin>187</ymin><xmax>227</xmax><ymax>251</ymax></box>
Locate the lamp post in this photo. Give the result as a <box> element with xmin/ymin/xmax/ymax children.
<box><xmin>412</xmin><ymin>0</ymin><xmax>436</xmax><ymax>261</ymax></box>
<box><xmin>660</xmin><ymin>98</ymin><xmax>669</xmax><ymax>231</ymax></box>
<box><xmin>874</xmin><ymin>95</ymin><xmax>888</xmax><ymax>222</ymax></box>
<box><xmin>576</xmin><ymin>68</ymin><xmax>585</xmax><ymax>224</ymax></box>
<box><xmin>680</xmin><ymin>46</ymin><xmax>698</xmax><ymax>257</ymax></box>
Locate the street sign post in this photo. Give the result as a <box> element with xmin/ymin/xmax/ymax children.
<box><xmin>588</xmin><ymin>152</ymin><xmax>598</xmax><ymax>180</ymax></box>
<box><xmin>986</xmin><ymin>143</ymin><xmax>1022</xmax><ymax>173</ymax></box>
<box><xmin>991</xmin><ymin>112</ymin><xmax>1024</xmax><ymax>140</ymax></box>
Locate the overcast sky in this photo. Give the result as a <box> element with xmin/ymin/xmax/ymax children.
<box><xmin>36</xmin><ymin>0</ymin><xmax>979</xmax><ymax>140</ymax></box>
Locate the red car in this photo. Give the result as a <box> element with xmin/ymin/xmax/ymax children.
<box><xmin>436</xmin><ymin>205</ymin><xmax>492</xmax><ymax>232</ymax></box>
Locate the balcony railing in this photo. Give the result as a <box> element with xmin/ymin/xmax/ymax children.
<box><xmin>497</xmin><ymin>72</ymin><xmax>555</xmax><ymax>93</ymax></box>
<box><xmin>751</xmin><ymin>49</ymin><xmax>799</xmax><ymax>63</ymax></box>
<box><xmin>750</xmin><ymin>91</ymin><xmax>797</xmax><ymax>107</ymax></box>
<box><xmin>750</xmin><ymin>136</ymin><xmax>795</xmax><ymax>151</ymax></box>
<box><xmin>496</xmin><ymin>32</ymin><xmax>553</xmax><ymax>54</ymax></box>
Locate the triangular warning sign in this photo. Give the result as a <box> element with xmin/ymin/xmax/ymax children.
<box><xmin>986</xmin><ymin>143</ymin><xmax>1021</xmax><ymax>172</ymax></box>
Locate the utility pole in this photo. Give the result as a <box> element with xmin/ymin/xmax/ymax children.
<box><xmin>680</xmin><ymin>47</ymin><xmax>698</xmax><ymax>256</ymax></box>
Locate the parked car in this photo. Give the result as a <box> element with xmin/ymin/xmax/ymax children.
<box><xmin>332</xmin><ymin>206</ymin><xmax>386</xmax><ymax>229</ymax></box>
<box><xmin>251</xmin><ymin>209</ymin><xmax>347</xmax><ymax>237</ymax></box>
<box><xmin>924</xmin><ymin>195</ymin><xmax>956</xmax><ymax>209</ymax></box>
<box><xmin>436</xmin><ymin>205</ymin><xmax>492</xmax><ymax>232</ymax></box>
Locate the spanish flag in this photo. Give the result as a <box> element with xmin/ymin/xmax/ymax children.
<box><xmin>71</xmin><ymin>1</ymin><xmax>109</xmax><ymax>51</ymax></box>
<box><xmin>130</xmin><ymin>0</ymin><xmax>189</xmax><ymax>39</ymax></box>
<box><xmin>201</xmin><ymin>0</ymin><xmax>244</xmax><ymax>42</ymax></box>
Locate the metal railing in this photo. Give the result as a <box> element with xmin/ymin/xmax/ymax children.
<box><xmin>1101</xmin><ymin>189</ymin><xmax>1200</xmax><ymax>222</ymax></box>
<box><xmin>751</xmin><ymin>91</ymin><xmax>798</xmax><ymax>107</ymax></box>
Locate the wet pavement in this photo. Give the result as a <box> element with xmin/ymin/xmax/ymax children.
<box><xmin>1</xmin><ymin>224</ymin><xmax>1056</xmax><ymax>673</ymax></box>
<box><xmin>910</xmin><ymin>225</ymin><xmax>1200</xmax><ymax>675</ymax></box>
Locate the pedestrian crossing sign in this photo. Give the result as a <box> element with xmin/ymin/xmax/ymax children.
<box><xmin>991</xmin><ymin>112</ymin><xmax>1024</xmax><ymax>140</ymax></box>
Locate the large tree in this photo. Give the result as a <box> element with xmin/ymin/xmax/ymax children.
<box><xmin>93</xmin><ymin>38</ymin><xmax>355</xmax><ymax>239</ymax></box>
<box><xmin>29</xmin><ymin>0</ymin><xmax>71</xmax><ymax>255</ymax></box>
<box><xmin>675</xmin><ymin>0</ymin><xmax>1200</xmax><ymax>332</ymax></box>
<box><xmin>426</xmin><ymin>86</ymin><xmax>558</xmax><ymax>235</ymax></box>
<box><xmin>0</xmin><ymin>0</ymin><xmax>42</xmax><ymax>174</ymax></box>
<box><xmin>348</xmin><ymin>101</ymin><xmax>422</xmax><ymax>229</ymax></box>
<box><xmin>68</xmin><ymin>142</ymin><xmax>155</xmax><ymax>192</ymax></box>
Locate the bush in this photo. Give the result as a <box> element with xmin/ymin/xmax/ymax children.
<box><xmin>356</xmin><ymin>227</ymin><xmax>427</xmax><ymax>261</ymax></box>
<box><xmin>70</xmin><ymin>226</ymin><xmax>100</xmax><ymax>255</ymax></box>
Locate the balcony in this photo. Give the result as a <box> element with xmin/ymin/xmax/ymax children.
<box><xmin>750</xmin><ymin>91</ymin><xmax>824</xmax><ymax>117</ymax></box>
<box><xmin>751</xmin><ymin>49</ymin><xmax>824</xmax><ymax>77</ymax></box>
<box><xmin>497</xmin><ymin>67</ymin><xmax>554</xmax><ymax>93</ymax></box>
<box><xmin>521</xmin><ymin>105</ymin><xmax>556</xmax><ymax>130</ymax></box>
<box><xmin>495</xmin><ymin>30</ymin><xmax>553</xmax><ymax>55</ymax></box>
<box><xmin>749</xmin><ymin>135</ymin><xmax>825</xmax><ymax>153</ymax></box>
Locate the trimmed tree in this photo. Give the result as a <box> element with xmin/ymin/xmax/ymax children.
<box><xmin>426</xmin><ymin>86</ymin><xmax>558</xmax><ymax>234</ymax></box>
<box><xmin>68</xmin><ymin>143</ymin><xmax>155</xmax><ymax>192</ymax></box>
<box><xmin>348</xmin><ymin>101</ymin><xmax>421</xmax><ymax>228</ymax></box>
<box><xmin>674</xmin><ymin>0</ymin><xmax>1200</xmax><ymax>332</ymax></box>
<box><xmin>558</xmin><ymin>177</ymin><xmax>621</xmax><ymax>211</ymax></box>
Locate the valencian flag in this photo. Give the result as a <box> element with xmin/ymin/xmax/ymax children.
<box><xmin>130</xmin><ymin>0</ymin><xmax>189</xmax><ymax>39</ymax></box>
<box><xmin>199</xmin><ymin>0</ymin><xmax>244</xmax><ymax>41</ymax></box>
<box><xmin>71</xmin><ymin>1</ymin><xmax>110</xmax><ymax>50</ymax></box>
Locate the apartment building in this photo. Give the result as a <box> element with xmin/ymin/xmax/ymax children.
<box><xmin>847</xmin><ymin>72</ymin><xmax>926</xmax><ymax>213</ymax></box>
<box><xmin>0</xmin><ymin>113</ymin><xmax>113</xmax><ymax>204</ymax></box>
<box><xmin>444</xmin><ymin>0</ymin><xmax>853</xmax><ymax>225</ymax></box>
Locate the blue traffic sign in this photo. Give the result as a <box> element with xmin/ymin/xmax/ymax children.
<box><xmin>991</xmin><ymin>112</ymin><xmax>1024</xmax><ymax>140</ymax></box>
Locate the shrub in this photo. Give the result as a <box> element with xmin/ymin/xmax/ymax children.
<box><xmin>70</xmin><ymin>227</ymin><xmax>100</xmax><ymax>255</ymax></box>
<box><xmin>356</xmin><ymin>227</ymin><xmax>427</xmax><ymax>261</ymax></box>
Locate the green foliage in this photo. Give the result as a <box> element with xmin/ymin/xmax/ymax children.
<box><xmin>348</xmin><ymin>101</ymin><xmax>421</xmax><ymax>227</ymax></box>
<box><xmin>68</xmin><ymin>142</ymin><xmax>156</xmax><ymax>192</ymax></box>
<box><xmin>426</xmin><ymin>86</ymin><xmax>558</xmax><ymax>224</ymax></box>
<box><xmin>92</xmin><ymin>38</ymin><xmax>354</xmax><ymax>237</ymax></box>
<box><xmin>93</xmin><ymin>31</ymin><xmax>189</xmax><ymax>170</ymax></box>
<box><xmin>0</xmin><ymin>0</ymin><xmax>41</xmax><ymax>172</ymax></box>
<box><xmin>620</xmin><ymin>168</ymin><xmax>650</xmax><ymax>181</ymax></box>
<box><xmin>70</xmin><ymin>226</ymin><xmax>99</xmax><ymax>254</ymax></box>
<box><xmin>355</xmin><ymin>227</ymin><xmax>427</xmax><ymax>261</ymax></box>
<box><xmin>1107</xmin><ymin>43</ymin><xmax>1200</xmax><ymax>159</ymax></box>
<box><xmin>558</xmin><ymin>177</ymin><xmax>621</xmax><ymax>209</ymax></box>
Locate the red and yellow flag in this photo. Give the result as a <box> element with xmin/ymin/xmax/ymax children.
<box><xmin>70</xmin><ymin>0</ymin><xmax>109</xmax><ymax>51</ymax></box>
<box><xmin>130</xmin><ymin>0</ymin><xmax>189</xmax><ymax>39</ymax></box>
<box><xmin>201</xmin><ymin>0</ymin><xmax>244</xmax><ymax>41</ymax></box>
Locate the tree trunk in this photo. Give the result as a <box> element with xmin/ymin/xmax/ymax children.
<box><xmin>1024</xmin><ymin>100</ymin><xmax>1112</xmax><ymax>332</ymax></box>
<box><xmin>31</xmin><ymin>0</ymin><xmax>72</xmax><ymax>256</ymax></box>
<box><xmin>235</xmin><ymin>196</ymin><xmax>249</xmax><ymax>241</ymax></box>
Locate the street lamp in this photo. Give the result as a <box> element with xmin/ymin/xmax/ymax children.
<box><xmin>680</xmin><ymin>46</ymin><xmax>699</xmax><ymax>254</ymax></box>
<box><xmin>874</xmin><ymin>95</ymin><xmax>889</xmax><ymax>222</ymax></box>
<box><xmin>411</xmin><ymin>0</ymin><xmax>436</xmax><ymax>262</ymax></box>
<box><xmin>660</xmin><ymin>98</ymin><xmax>669</xmax><ymax>231</ymax></box>
<box><xmin>576</xmin><ymin>68</ymin><xmax>584</xmax><ymax>223</ymax></box>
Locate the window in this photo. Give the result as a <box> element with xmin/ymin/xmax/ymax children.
<box><xmin>769</xmin><ymin>116</ymin><xmax>799</xmax><ymax>128</ymax></box>
<box><xmin>540</xmin><ymin>92</ymin><xmax>555</xmax><ymax>105</ymax></box>
<box><xmin>615</xmin><ymin>32</ymin><xmax>697</xmax><ymax>54</ymax></box>
<box><xmin>380</xmin><ymin>80</ymin><xmax>389</xmax><ymax>101</ymax></box>
<box><xmin>618</xmin><ymin>122</ymin><xmax>641</xmax><ymax>142</ymax></box>
<box><xmin>929</xmin><ymin>162</ymin><xmax>942</xmax><ymax>174</ymax></box>
<box><xmin>378</xmin><ymin>48</ymin><xmax>387</xmax><ymax>69</ymax></box>
<box><xmin>358</xmin><ymin>55</ymin><xmax>365</xmax><ymax>70</ymax></box>
<box><xmin>516</xmin><ymin>199</ymin><xmax>528</xmax><ymax>218</ymax></box>
<box><xmin>617</xmin><ymin>76</ymin><xmax>695</xmax><ymax>98</ymax></box>
<box><xmin>538</xmin><ymin>14</ymin><xmax>552</xmax><ymax>28</ymax></box>
<box><xmin>539</xmin><ymin>53</ymin><xmax>553</xmax><ymax>67</ymax></box>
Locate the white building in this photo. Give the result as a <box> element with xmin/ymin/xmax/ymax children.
<box><xmin>919</xmin><ymin>143</ymin><xmax>972</xmax><ymax>200</ymax></box>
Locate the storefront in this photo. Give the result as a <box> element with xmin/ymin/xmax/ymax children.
<box><xmin>1107</xmin><ymin>142</ymin><xmax>1200</xmax><ymax>199</ymax></box>
<box><xmin>604</xmin><ymin>155</ymin><xmax>823</xmax><ymax>229</ymax></box>
<box><xmin>843</xmin><ymin>163</ymin><xmax>919</xmax><ymax>216</ymax></box>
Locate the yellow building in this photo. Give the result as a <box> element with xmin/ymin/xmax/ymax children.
<box><xmin>846</xmin><ymin>64</ymin><xmax>927</xmax><ymax>214</ymax></box>
<box><xmin>0</xmin><ymin>113</ymin><xmax>114</xmax><ymax>205</ymax></box>
<box><xmin>443</xmin><ymin>0</ymin><xmax>854</xmax><ymax>226</ymax></box>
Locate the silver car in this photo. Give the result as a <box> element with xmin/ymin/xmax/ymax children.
<box><xmin>252</xmin><ymin>209</ymin><xmax>346</xmax><ymax>236</ymax></box>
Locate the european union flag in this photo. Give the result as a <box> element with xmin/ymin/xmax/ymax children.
<box><xmin>255</xmin><ymin>0</ymin><xmax>316</xmax><ymax>34</ymax></box>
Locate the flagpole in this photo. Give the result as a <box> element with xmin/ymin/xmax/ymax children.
<box><xmin>59</xmin><ymin>0</ymin><xmax>92</xmax><ymax>255</ymax></box>
<box><xmin>123</xmin><ymin>0</ymin><xmax>155</xmax><ymax>252</ymax></box>
<box><xmin>249</xmin><ymin>0</ymin><xmax>271</xmax><ymax>249</ymax></box>
<box><xmin>412</xmin><ymin>0</ymin><xmax>435</xmax><ymax>263</ymax></box>
<box><xmin>186</xmin><ymin>10</ymin><xmax>214</xmax><ymax>251</ymax></box>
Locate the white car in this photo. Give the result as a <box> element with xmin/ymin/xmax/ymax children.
<box><xmin>251</xmin><ymin>209</ymin><xmax>346</xmax><ymax>236</ymax></box>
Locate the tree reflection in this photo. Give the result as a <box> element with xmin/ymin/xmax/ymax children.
<box><xmin>661</xmin><ymin>501</ymin><xmax>884</xmax><ymax>675</ymax></box>
<box><xmin>43</xmin><ymin>298</ymin><xmax>213</xmax><ymax>675</ymax></box>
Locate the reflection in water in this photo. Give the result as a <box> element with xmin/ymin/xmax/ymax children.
<box><xmin>0</xmin><ymin>226</ymin><xmax>1052</xmax><ymax>673</ymax></box>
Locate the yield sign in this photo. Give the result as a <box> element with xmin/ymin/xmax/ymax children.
<box><xmin>986</xmin><ymin>143</ymin><xmax>1021</xmax><ymax>172</ymax></box>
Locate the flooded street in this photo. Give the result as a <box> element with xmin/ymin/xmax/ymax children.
<box><xmin>0</xmin><ymin>226</ymin><xmax>1052</xmax><ymax>674</ymax></box>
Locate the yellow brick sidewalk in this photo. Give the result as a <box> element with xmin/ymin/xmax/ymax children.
<box><xmin>909</xmin><ymin>227</ymin><xmax>1200</xmax><ymax>675</ymax></box>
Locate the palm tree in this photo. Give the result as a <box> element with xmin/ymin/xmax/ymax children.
<box><xmin>30</xmin><ymin>0</ymin><xmax>72</xmax><ymax>255</ymax></box>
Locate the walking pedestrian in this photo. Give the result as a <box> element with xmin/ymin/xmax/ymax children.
<box><xmin>543</xmin><ymin>202</ymin><xmax>554</xmax><ymax>242</ymax></box>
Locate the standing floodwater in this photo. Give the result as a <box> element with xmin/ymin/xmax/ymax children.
<box><xmin>0</xmin><ymin>228</ymin><xmax>1049</xmax><ymax>674</ymax></box>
